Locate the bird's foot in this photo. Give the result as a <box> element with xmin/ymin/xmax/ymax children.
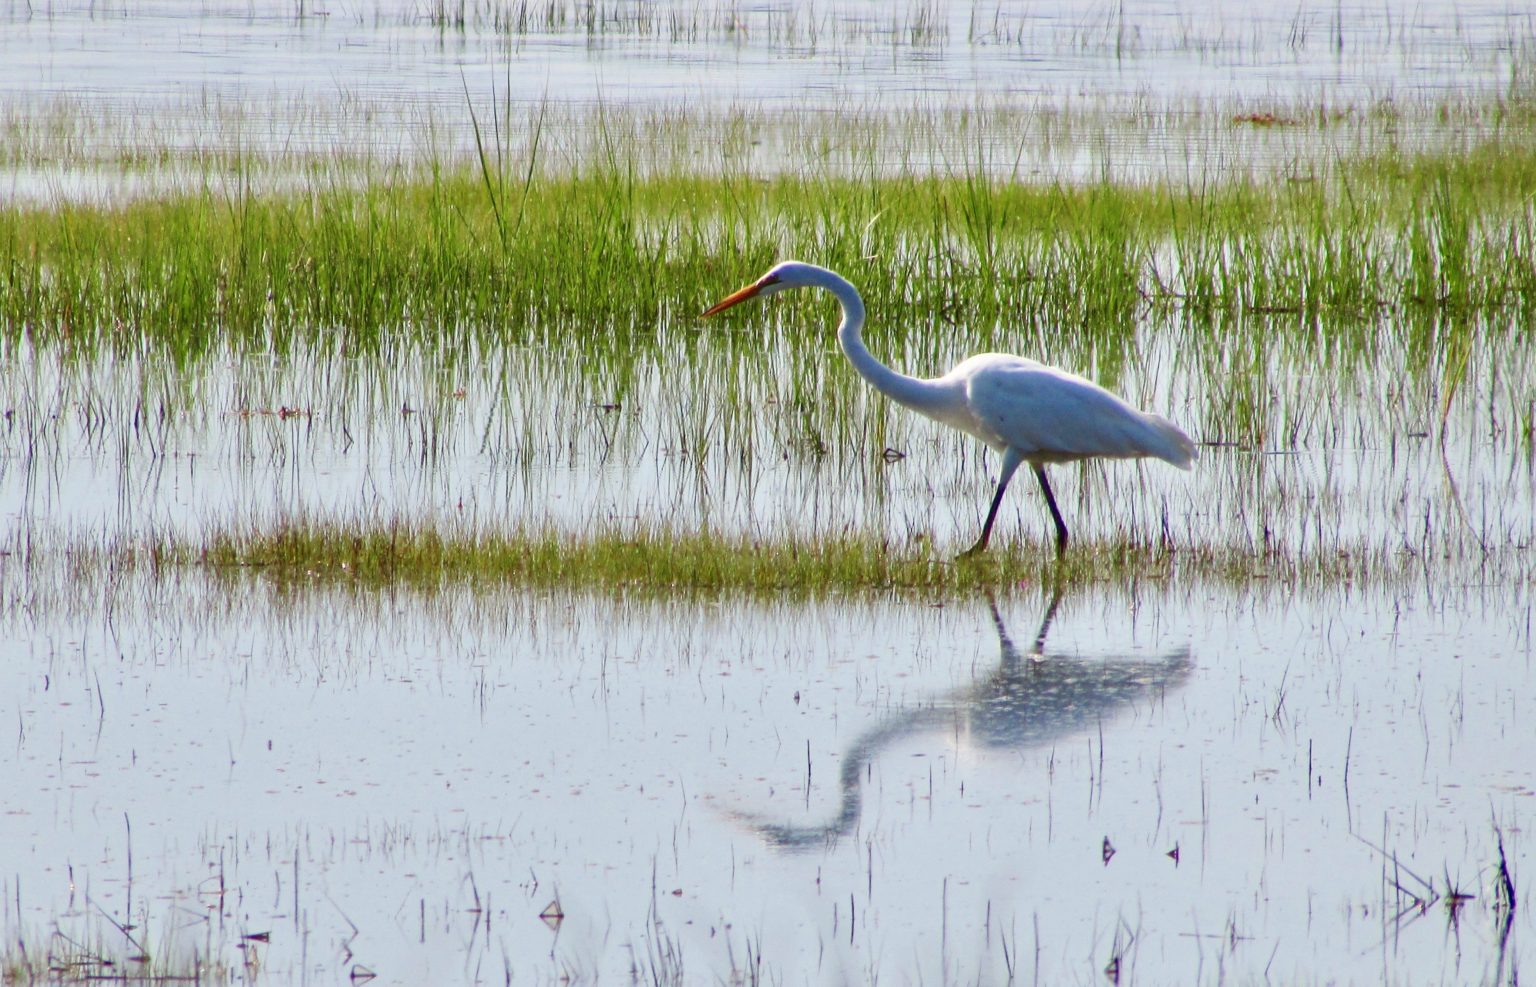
<box><xmin>955</xmin><ymin>539</ymin><xmax>990</xmax><ymax>561</ymax></box>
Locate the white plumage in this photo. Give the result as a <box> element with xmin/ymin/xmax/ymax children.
<box><xmin>704</xmin><ymin>261</ymin><xmax>1196</xmax><ymax>555</ymax></box>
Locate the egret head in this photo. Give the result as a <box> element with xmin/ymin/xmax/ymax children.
<box><xmin>701</xmin><ymin>261</ymin><xmax>813</xmax><ymax>317</ymax></box>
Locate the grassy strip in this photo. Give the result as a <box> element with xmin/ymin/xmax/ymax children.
<box><xmin>202</xmin><ymin>524</ymin><xmax>993</xmax><ymax>593</ymax></box>
<box><xmin>2</xmin><ymin>131</ymin><xmax>1533</xmax><ymax>362</ymax></box>
<box><xmin>40</xmin><ymin>520</ymin><xmax>1519</xmax><ymax>598</ymax></box>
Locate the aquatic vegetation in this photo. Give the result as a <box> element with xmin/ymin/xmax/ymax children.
<box><xmin>2</xmin><ymin>98</ymin><xmax>1534</xmax><ymax>361</ymax></box>
<box><xmin>3</xmin><ymin>515</ymin><xmax>1517</xmax><ymax>602</ymax></box>
<box><xmin>0</xmin><ymin>93</ymin><xmax>1531</xmax><ymax>582</ymax></box>
<box><xmin>0</xmin><ymin>914</ymin><xmax>236</xmax><ymax>986</ymax></box>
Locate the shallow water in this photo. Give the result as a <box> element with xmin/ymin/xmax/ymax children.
<box><xmin>4</xmin><ymin>0</ymin><xmax>1525</xmax><ymax>110</ymax></box>
<box><xmin>2</xmin><ymin>303</ymin><xmax>1530</xmax><ymax>565</ymax></box>
<box><xmin>1</xmin><ymin>575</ymin><xmax>1529</xmax><ymax>983</ymax></box>
<box><xmin>2</xmin><ymin>0</ymin><xmax>1531</xmax><ymax>192</ymax></box>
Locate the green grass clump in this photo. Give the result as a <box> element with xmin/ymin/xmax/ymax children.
<box><xmin>200</xmin><ymin>522</ymin><xmax>1025</xmax><ymax>594</ymax></box>
<box><xmin>2</xmin><ymin>106</ymin><xmax>1533</xmax><ymax>369</ymax></box>
<box><xmin>32</xmin><ymin>518</ymin><xmax>1517</xmax><ymax>600</ymax></box>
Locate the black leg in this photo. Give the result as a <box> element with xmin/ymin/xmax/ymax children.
<box><xmin>1034</xmin><ymin>466</ymin><xmax>1069</xmax><ymax>555</ymax></box>
<box><xmin>958</xmin><ymin>449</ymin><xmax>1027</xmax><ymax>559</ymax></box>
<box><xmin>958</xmin><ymin>470</ymin><xmax>1014</xmax><ymax>558</ymax></box>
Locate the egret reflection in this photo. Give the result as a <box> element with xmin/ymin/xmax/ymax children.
<box><xmin>742</xmin><ymin>592</ymin><xmax>1192</xmax><ymax>850</ymax></box>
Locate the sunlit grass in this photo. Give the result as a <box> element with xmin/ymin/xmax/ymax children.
<box><xmin>2</xmin><ymin>96</ymin><xmax>1534</xmax><ymax>368</ymax></box>
<box><xmin>11</xmin><ymin>517</ymin><xmax>1518</xmax><ymax>600</ymax></box>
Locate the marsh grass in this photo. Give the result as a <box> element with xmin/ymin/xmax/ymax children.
<box><xmin>2</xmin><ymin>96</ymin><xmax>1533</xmax><ymax>591</ymax></box>
<box><xmin>17</xmin><ymin>515</ymin><xmax>1520</xmax><ymax>600</ymax></box>
<box><xmin>2</xmin><ymin>118</ymin><xmax>1532</xmax><ymax>365</ymax></box>
<box><xmin>0</xmin><ymin>916</ymin><xmax>235</xmax><ymax>986</ymax></box>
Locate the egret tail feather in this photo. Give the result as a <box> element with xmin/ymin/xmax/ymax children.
<box><xmin>1140</xmin><ymin>413</ymin><xmax>1198</xmax><ymax>469</ymax></box>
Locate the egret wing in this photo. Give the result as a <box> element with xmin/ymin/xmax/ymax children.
<box><xmin>964</xmin><ymin>357</ymin><xmax>1193</xmax><ymax>466</ymax></box>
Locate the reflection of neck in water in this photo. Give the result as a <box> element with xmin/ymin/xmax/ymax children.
<box><xmin>743</xmin><ymin>591</ymin><xmax>1192</xmax><ymax>850</ymax></box>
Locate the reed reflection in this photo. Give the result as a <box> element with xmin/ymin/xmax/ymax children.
<box><xmin>743</xmin><ymin>591</ymin><xmax>1192</xmax><ymax>850</ymax></box>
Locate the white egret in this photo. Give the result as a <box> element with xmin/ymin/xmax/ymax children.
<box><xmin>703</xmin><ymin>261</ymin><xmax>1196</xmax><ymax>556</ymax></box>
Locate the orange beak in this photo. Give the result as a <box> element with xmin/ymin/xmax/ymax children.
<box><xmin>702</xmin><ymin>274</ymin><xmax>778</xmax><ymax>317</ymax></box>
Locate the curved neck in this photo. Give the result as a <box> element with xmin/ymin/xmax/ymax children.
<box><xmin>809</xmin><ymin>267</ymin><xmax>939</xmax><ymax>412</ymax></box>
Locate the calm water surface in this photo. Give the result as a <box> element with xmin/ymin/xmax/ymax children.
<box><xmin>1</xmin><ymin>577</ymin><xmax>1529</xmax><ymax>983</ymax></box>
<box><xmin>2</xmin><ymin>0</ymin><xmax>1531</xmax><ymax>186</ymax></box>
<box><xmin>4</xmin><ymin>0</ymin><xmax>1526</xmax><ymax>109</ymax></box>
